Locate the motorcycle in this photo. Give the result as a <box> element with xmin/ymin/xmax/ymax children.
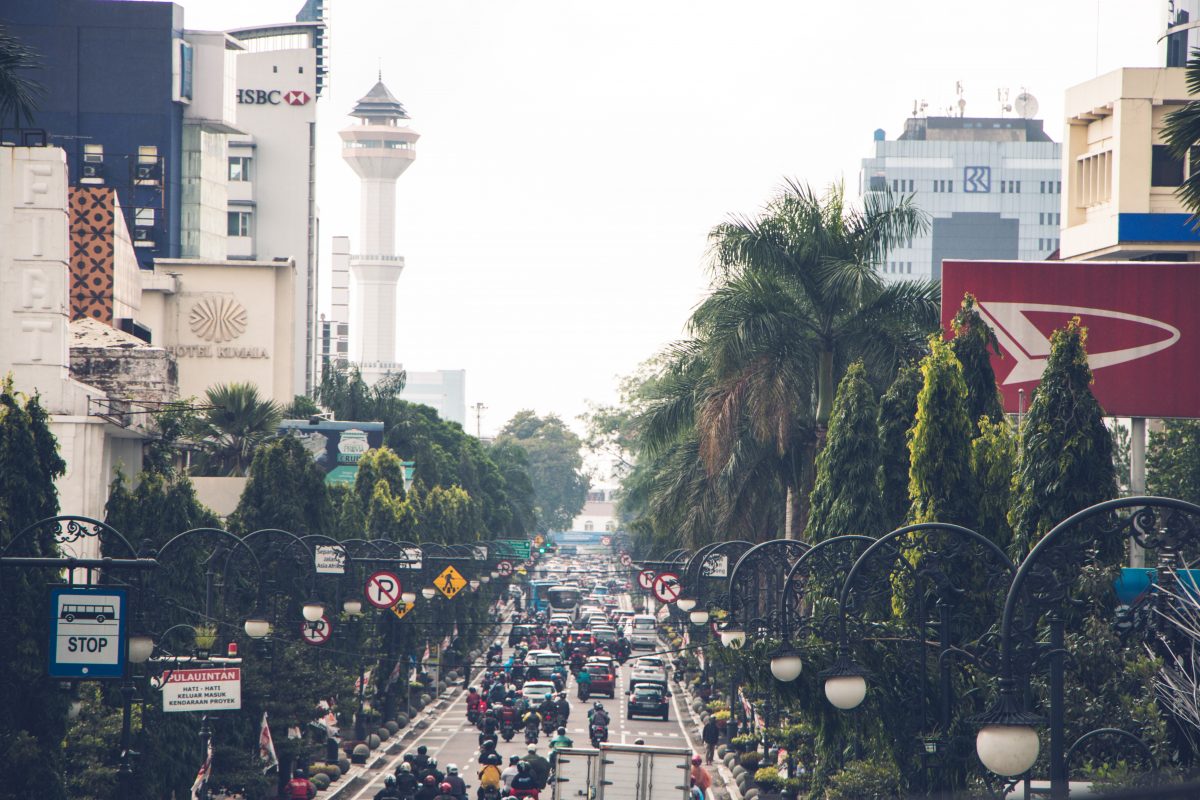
<box><xmin>589</xmin><ymin>723</ymin><xmax>608</xmax><ymax>749</ymax></box>
<box><xmin>501</xmin><ymin>720</ymin><xmax>516</xmax><ymax>742</ymax></box>
<box><xmin>525</xmin><ymin>723</ymin><xmax>540</xmax><ymax>745</ymax></box>
<box><xmin>541</xmin><ymin>714</ymin><xmax>557</xmax><ymax>735</ymax></box>
<box><xmin>478</xmin><ymin>787</ymin><xmax>501</xmax><ymax>800</ymax></box>
<box><xmin>577</xmin><ymin>682</ymin><xmax>590</xmax><ymax>701</ymax></box>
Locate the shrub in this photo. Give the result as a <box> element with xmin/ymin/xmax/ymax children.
<box><xmin>739</xmin><ymin>752</ymin><xmax>762</xmax><ymax>769</ymax></box>
<box><xmin>824</xmin><ymin>758</ymin><xmax>902</xmax><ymax>800</ymax></box>
<box><xmin>310</xmin><ymin>773</ymin><xmax>331</xmax><ymax>791</ymax></box>
<box><xmin>731</xmin><ymin>733</ymin><xmax>759</xmax><ymax>747</ymax></box>
<box><xmin>705</xmin><ymin>699</ymin><xmax>729</xmax><ymax>713</ymax></box>
<box><xmin>753</xmin><ymin>767</ymin><xmax>783</xmax><ymax>792</ymax></box>
<box><xmin>712</xmin><ymin>710</ymin><xmax>731</xmax><ymax>722</ymax></box>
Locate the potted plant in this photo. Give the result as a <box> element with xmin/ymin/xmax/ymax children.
<box><xmin>193</xmin><ymin>624</ymin><xmax>217</xmax><ymax>659</ymax></box>
<box><xmin>753</xmin><ymin>766</ymin><xmax>784</xmax><ymax>799</ymax></box>
<box><xmin>712</xmin><ymin>709</ymin><xmax>731</xmax><ymax>730</ymax></box>
<box><xmin>739</xmin><ymin>751</ymin><xmax>762</xmax><ymax>770</ymax></box>
<box><xmin>730</xmin><ymin>733</ymin><xmax>758</xmax><ymax>754</ymax></box>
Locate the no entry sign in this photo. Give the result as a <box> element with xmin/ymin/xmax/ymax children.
<box><xmin>638</xmin><ymin>569</ymin><xmax>656</xmax><ymax>590</ymax></box>
<box><xmin>365</xmin><ymin>570</ymin><xmax>403</xmax><ymax>609</ymax></box>
<box><xmin>301</xmin><ymin>616</ymin><xmax>332</xmax><ymax>646</ymax></box>
<box><xmin>653</xmin><ymin>572</ymin><xmax>681</xmax><ymax>603</ymax></box>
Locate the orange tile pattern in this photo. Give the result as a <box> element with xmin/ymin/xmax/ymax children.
<box><xmin>69</xmin><ymin>187</ymin><xmax>116</xmax><ymax>323</ymax></box>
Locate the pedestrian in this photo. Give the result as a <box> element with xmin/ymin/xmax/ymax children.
<box><xmin>689</xmin><ymin>756</ymin><xmax>711</xmax><ymax>794</ymax></box>
<box><xmin>701</xmin><ymin>718</ymin><xmax>720</xmax><ymax>765</ymax></box>
<box><xmin>524</xmin><ymin>745</ymin><xmax>551</xmax><ymax>789</ymax></box>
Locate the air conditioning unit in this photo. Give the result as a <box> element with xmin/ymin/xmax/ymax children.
<box><xmin>134</xmin><ymin>163</ymin><xmax>162</xmax><ymax>185</ymax></box>
<box><xmin>80</xmin><ymin>163</ymin><xmax>104</xmax><ymax>184</ymax></box>
<box><xmin>133</xmin><ymin>228</ymin><xmax>155</xmax><ymax>247</ymax></box>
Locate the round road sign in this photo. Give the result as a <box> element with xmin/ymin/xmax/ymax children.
<box><xmin>653</xmin><ymin>572</ymin><xmax>681</xmax><ymax>603</ymax></box>
<box><xmin>365</xmin><ymin>570</ymin><xmax>403</xmax><ymax>609</ymax></box>
<box><xmin>497</xmin><ymin>560</ymin><xmax>513</xmax><ymax>577</ymax></box>
<box><xmin>301</xmin><ymin>615</ymin><xmax>332</xmax><ymax>646</ymax></box>
<box><xmin>601</xmin><ymin>536</ymin><xmax>612</xmax><ymax>547</ymax></box>
<box><xmin>638</xmin><ymin>569</ymin><xmax>656</xmax><ymax>590</ymax></box>
<box><xmin>620</xmin><ymin>553</ymin><xmax>632</xmax><ymax>567</ymax></box>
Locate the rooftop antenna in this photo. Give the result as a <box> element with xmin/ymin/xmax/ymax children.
<box><xmin>956</xmin><ymin>80</ymin><xmax>966</xmax><ymax>117</ymax></box>
<box><xmin>1014</xmin><ymin>88</ymin><xmax>1039</xmax><ymax>119</ymax></box>
<box><xmin>911</xmin><ymin>99</ymin><xmax>928</xmax><ymax>117</ymax></box>
<box><xmin>378</xmin><ymin>58</ymin><xmax>382</xmax><ymax>82</ymax></box>
<box><xmin>998</xmin><ymin>87</ymin><xmax>1012</xmax><ymax>116</ymax></box>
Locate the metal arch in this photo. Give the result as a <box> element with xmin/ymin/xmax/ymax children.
<box><xmin>999</xmin><ymin>495</ymin><xmax>1200</xmax><ymax>680</ymax></box>
<box><xmin>836</xmin><ymin>521</ymin><xmax>1014</xmax><ymax>647</ymax></box>
<box><xmin>726</xmin><ymin>538</ymin><xmax>810</xmax><ymax>626</ymax></box>
<box><xmin>157</xmin><ymin>527</ymin><xmax>262</xmax><ymax>572</ymax></box>
<box><xmin>1065</xmin><ymin>727</ymin><xmax>1157</xmax><ymax>776</ymax></box>
<box><xmin>695</xmin><ymin>540</ymin><xmax>754</xmax><ymax>610</ymax></box>
<box><xmin>4</xmin><ymin>514</ymin><xmax>140</xmax><ymax>560</ymax></box>
<box><xmin>779</xmin><ymin>535</ymin><xmax>875</xmax><ymax>640</ymax></box>
<box><xmin>681</xmin><ymin>542</ymin><xmax>724</xmax><ymax>595</ymax></box>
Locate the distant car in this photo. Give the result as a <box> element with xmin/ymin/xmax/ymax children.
<box><xmin>627</xmin><ymin>684</ymin><xmax>670</xmax><ymax>720</ymax></box>
<box><xmin>509</xmin><ymin>623</ymin><xmax>536</xmax><ymax>647</ymax></box>
<box><xmin>636</xmin><ymin>656</ymin><xmax>666</xmax><ymax>669</ymax></box>
<box><xmin>581</xmin><ymin>662</ymin><xmax>616</xmax><ymax>697</ymax></box>
<box><xmin>521</xmin><ymin>681</ymin><xmax>557</xmax><ymax>705</ymax></box>
<box><xmin>626</xmin><ymin>614</ymin><xmax>658</xmax><ymax>649</ymax></box>
<box><xmin>629</xmin><ymin>664</ymin><xmax>668</xmax><ymax>691</ymax></box>
<box><xmin>592</xmin><ymin>627</ymin><xmax>619</xmax><ymax>647</ymax></box>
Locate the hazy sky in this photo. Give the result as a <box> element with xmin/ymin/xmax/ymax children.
<box><xmin>181</xmin><ymin>0</ymin><xmax>1163</xmax><ymax>437</ymax></box>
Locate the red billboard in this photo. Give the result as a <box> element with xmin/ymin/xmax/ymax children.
<box><xmin>941</xmin><ymin>260</ymin><xmax>1200</xmax><ymax>418</ymax></box>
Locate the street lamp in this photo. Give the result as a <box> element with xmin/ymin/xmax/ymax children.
<box><xmin>421</xmin><ymin>587</ymin><xmax>436</xmax><ymax>600</ymax></box>
<box><xmin>127</xmin><ymin>634</ymin><xmax>155</xmax><ymax>664</ymax></box>
<box><xmin>490</xmin><ymin>570</ymin><xmax>499</xmax><ymax>579</ymax></box>
<box><xmin>676</xmin><ymin>597</ymin><xmax>697</xmax><ymax>612</ymax></box>
<box><xmin>976</xmin><ymin>722</ymin><xmax>1041</xmax><ymax>777</ymax></box>
<box><xmin>401</xmin><ymin>590</ymin><xmax>417</xmax><ymax>604</ymax></box>
<box><xmin>689</xmin><ymin>608</ymin><xmax>710</xmax><ymax>625</ymax></box>
<box><xmin>480</xmin><ymin>575</ymin><xmax>491</xmax><ymax>584</ymax></box>
<box><xmin>243</xmin><ymin>616</ymin><xmax>271</xmax><ymax>639</ymax></box>
<box><xmin>824</xmin><ymin>674</ymin><xmax>868</xmax><ymax>710</ymax></box>
<box><xmin>768</xmin><ymin>645</ymin><xmax>802</xmax><ymax>682</ymax></box>
<box><xmin>343</xmin><ymin>598</ymin><xmax>364</xmax><ymax>616</ymax></box>
<box><xmin>470</xmin><ymin>579</ymin><xmax>481</xmax><ymax>591</ymax></box>
<box><xmin>302</xmin><ymin>601</ymin><xmax>325</xmax><ymax>623</ymax></box>
<box><xmin>719</xmin><ymin>624</ymin><xmax>745</xmax><ymax>649</ymax></box>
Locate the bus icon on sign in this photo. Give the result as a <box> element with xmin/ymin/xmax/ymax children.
<box><xmin>60</xmin><ymin>604</ymin><xmax>116</xmax><ymax>623</ymax></box>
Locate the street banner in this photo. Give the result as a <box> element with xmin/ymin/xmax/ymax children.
<box><xmin>191</xmin><ymin>739</ymin><xmax>212</xmax><ymax>800</ymax></box>
<box><xmin>259</xmin><ymin>711</ymin><xmax>278</xmax><ymax>773</ymax></box>
<box><xmin>163</xmin><ymin>668</ymin><xmax>242</xmax><ymax>713</ymax></box>
<box><xmin>942</xmin><ymin>260</ymin><xmax>1200</xmax><ymax>417</ymax></box>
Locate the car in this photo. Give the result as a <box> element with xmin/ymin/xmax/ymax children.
<box><xmin>592</xmin><ymin>627</ymin><xmax>619</xmax><ymax>647</ymax></box>
<box><xmin>627</xmin><ymin>684</ymin><xmax>670</xmax><ymax>720</ymax></box>
<box><xmin>509</xmin><ymin>623</ymin><xmax>536</xmax><ymax>647</ymax></box>
<box><xmin>567</xmin><ymin>630</ymin><xmax>595</xmax><ymax>654</ymax></box>
<box><xmin>635</xmin><ymin>655</ymin><xmax>666</xmax><ymax>669</ymax></box>
<box><xmin>581</xmin><ymin>662</ymin><xmax>616</xmax><ymax>697</ymax></box>
<box><xmin>629</xmin><ymin>664</ymin><xmax>667</xmax><ymax>691</ymax></box>
<box><xmin>626</xmin><ymin>614</ymin><xmax>658</xmax><ymax>649</ymax></box>
<box><xmin>521</xmin><ymin>681</ymin><xmax>557</xmax><ymax>705</ymax></box>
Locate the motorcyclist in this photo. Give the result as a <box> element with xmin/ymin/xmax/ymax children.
<box><xmin>510</xmin><ymin>762</ymin><xmax>540</xmax><ymax>800</ymax></box>
<box><xmin>425</xmin><ymin>758</ymin><xmax>445</xmax><ymax>785</ymax></box>
<box><xmin>477</xmin><ymin>741</ymin><xmax>504</xmax><ymax>799</ymax></box>
<box><xmin>415</xmin><ymin>775</ymin><xmax>440</xmax><ymax>800</ymax></box>
<box><xmin>376</xmin><ymin>776</ymin><xmax>403</xmax><ymax>800</ymax></box>
<box><xmin>488</xmin><ymin>679</ymin><xmax>507</xmax><ymax>704</ymax></box>
<box><xmin>499</xmin><ymin>699</ymin><xmax>518</xmax><ymax>735</ymax></box>
<box><xmin>434</xmin><ymin>781</ymin><xmax>459</xmax><ymax>800</ymax></box>
<box><xmin>537</xmin><ymin>696</ymin><xmax>557</xmax><ymax>731</ymax></box>
<box><xmin>286</xmin><ymin>769</ymin><xmax>316</xmax><ymax>800</ymax></box>
<box><xmin>575</xmin><ymin>666</ymin><xmax>592</xmax><ymax>700</ymax></box>
<box><xmin>549</xmin><ymin>727</ymin><xmax>574</xmax><ymax>751</ymax></box>
<box><xmin>445</xmin><ymin>764</ymin><xmax>468</xmax><ymax>800</ymax></box>
<box><xmin>467</xmin><ymin>688</ymin><xmax>484</xmax><ymax>720</ymax></box>
<box><xmin>501</xmin><ymin>756</ymin><xmax>521</xmax><ymax>792</ymax></box>
<box><xmin>553</xmin><ymin>693</ymin><xmax>570</xmax><ymax>726</ymax></box>
<box><xmin>479</xmin><ymin>707</ymin><xmax>500</xmax><ymax>744</ymax></box>
<box><xmin>395</xmin><ymin>763</ymin><xmax>420</xmax><ymax>800</ymax></box>
<box><xmin>588</xmin><ymin>702</ymin><xmax>610</xmax><ymax>728</ymax></box>
<box><xmin>413</xmin><ymin>745</ymin><xmax>432</xmax><ymax>774</ymax></box>
<box><xmin>522</xmin><ymin>707</ymin><xmax>542</xmax><ymax>743</ymax></box>
<box><xmin>523</xmin><ymin>745</ymin><xmax>551</xmax><ymax>790</ymax></box>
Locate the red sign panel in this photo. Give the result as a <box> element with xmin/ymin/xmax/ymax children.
<box><xmin>941</xmin><ymin>260</ymin><xmax>1200</xmax><ymax>418</ymax></box>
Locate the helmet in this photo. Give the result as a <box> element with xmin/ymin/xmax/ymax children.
<box><xmin>405</xmin><ymin>754</ymin><xmax>415</xmax><ymax>762</ymax></box>
<box><xmin>691</xmin><ymin>756</ymin><xmax>702</xmax><ymax>766</ymax></box>
<box><xmin>418</xmin><ymin>746</ymin><xmax>428</xmax><ymax>755</ymax></box>
<box><xmin>400</xmin><ymin>763</ymin><xmax>413</xmax><ymax>773</ymax></box>
<box><xmin>593</xmin><ymin>702</ymin><xmax>603</xmax><ymax>710</ymax></box>
<box><xmin>509</xmin><ymin>756</ymin><xmax>520</xmax><ymax>764</ymax></box>
<box><xmin>470</xmin><ymin>687</ymin><xmax>479</xmax><ymax>693</ymax></box>
<box><xmin>557</xmin><ymin>727</ymin><xmax>567</xmax><ymax>735</ymax></box>
<box><xmin>440</xmin><ymin>783</ymin><xmax>453</xmax><ymax>793</ymax></box>
<box><xmin>429</xmin><ymin>758</ymin><xmax>438</xmax><ymax>768</ymax></box>
<box><xmin>295</xmin><ymin>769</ymin><xmax>306</xmax><ymax>778</ymax></box>
<box><xmin>424</xmin><ymin>776</ymin><xmax>437</xmax><ymax>786</ymax></box>
<box><xmin>517</xmin><ymin>762</ymin><xmax>530</xmax><ymax>774</ymax></box>
<box><xmin>527</xmin><ymin>745</ymin><xmax>537</xmax><ymax>754</ymax></box>
<box><xmin>447</xmin><ymin>765</ymin><xmax>459</xmax><ymax>775</ymax></box>
<box><xmin>504</xmin><ymin>699</ymin><xmax>513</xmax><ymax>706</ymax></box>
<box><xmin>482</xmin><ymin>740</ymin><xmax>495</xmax><ymax>751</ymax></box>
<box><xmin>385</xmin><ymin>777</ymin><xmax>397</xmax><ymax>788</ymax></box>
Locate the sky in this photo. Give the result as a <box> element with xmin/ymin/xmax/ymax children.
<box><xmin>179</xmin><ymin>0</ymin><xmax>1165</xmax><ymax>438</ymax></box>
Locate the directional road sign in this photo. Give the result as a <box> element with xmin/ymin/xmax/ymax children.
<box><xmin>314</xmin><ymin>545</ymin><xmax>347</xmax><ymax>574</ymax></box>
<box><xmin>637</xmin><ymin>569</ymin><xmax>656</xmax><ymax>590</ymax></box>
<box><xmin>653</xmin><ymin>572</ymin><xmax>681</xmax><ymax>603</ymax></box>
<box><xmin>301</xmin><ymin>616</ymin><xmax>332</xmax><ymax>645</ymax></box>
<box><xmin>620</xmin><ymin>553</ymin><xmax>632</xmax><ymax>567</ymax></box>
<box><xmin>472</xmin><ymin>545</ymin><xmax>488</xmax><ymax>560</ymax></box>
<box><xmin>436</xmin><ymin>565</ymin><xmax>468</xmax><ymax>599</ymax></box>
<box><xmin>49</xmin><ymin>586</ymin><xmax>127</xmax><ymax>678</ymax></box>
<box><xmin>497</xmin><ymin>560</ymin><xmax>513</xmax><ymax>577</ymax></box>
<box><xmin>390</xmin><ymin>600</ymin><xmax>415</xmax><ymax>620</ymax></box>
<box><xmin>365</xmin><ymin>570</ymin><xmax>403</xmax><ymax>609</ymax></box>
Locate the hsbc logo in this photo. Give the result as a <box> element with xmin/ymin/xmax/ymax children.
<box><xmin>236</xmin><ymin>89</ymin><xmax>311</xmax><ymax>106</ymax></box>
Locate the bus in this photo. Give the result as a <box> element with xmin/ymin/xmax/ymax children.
<box><xmin>546</xmin><ymin>585</ymin><xmax>582</xmax><ymax>615</ymax></box>
<box><xmin>529</xmin><ymin>580</ymin><xmax>559</xmax><ymax>614</ymax></box>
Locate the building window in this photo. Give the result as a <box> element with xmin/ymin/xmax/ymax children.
<box><xmin>228</xmin><ymin>156</ymin><xmax>252</xmax><ymax>182</ymax></box>
<box><xmin>1152</xmin><ymin>144</ymin><xmax>1185</xmax><ymax>187</ymax></box>
<box><xmin>892</xmin><ymin>179</ymin><xmax>898</xmax><ymax>191</ymax></box>
<box><xmin>907</xmin><ymin>179</ymin><xmax>914</xmax><ymax>191</ymax></box>
<box><xmin>604</xmin><ymin>521</ymin><xmax>615</xmax><ymax>532</ymax></box>
<box><xmin>1076</xmin><ymin>151</ymin><xmax>1113</xmax><ymax>207</ymax></box>
<box><xmin>868</xmin><ymin>175</ymin><xmax>886</xmax><ymax>191</ymax></box>
<box><xmin>584</xmin><ymin>521</ymin><xmax>594</xmax><ymax>532</ymax></box>
<box><xmin>227</xmin><ymin>210</ymin><xmax>252</xmax><ymax>237</ymax></box>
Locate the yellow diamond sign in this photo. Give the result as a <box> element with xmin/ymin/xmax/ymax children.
<box><xmin>435</xmin><ymin>565</ymin><xmax>467</xmax><ymax>599</ymax></box>
<box><xmin>390</xmin><ymin>600</ymin><xmax>414</xmax><ymax>620</ymax></box>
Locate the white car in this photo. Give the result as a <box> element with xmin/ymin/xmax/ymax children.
<box><xmin>626</xmin><ymin>614</ymin><xmax>658</xmax><ymax>649</ymax></box>
<box><xmin>629</xmin><ymin>665</ymin><xmax>668</xmax><ymax>691</ymax></box>
<box><xmin>521</xmin><ymin>681</ymin><xmax>557</xmax><ymax>704</ymax></box>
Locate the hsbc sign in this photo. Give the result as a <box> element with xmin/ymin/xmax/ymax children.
<box><xmin>236</xmin><ymin>89</ymin><xmax>311</xmax><ymax>106</ymax></box>
<box><xmin>942</xmin><ymin>260</ymin><xmax>1200</xmax><ymax>418</ymax></box>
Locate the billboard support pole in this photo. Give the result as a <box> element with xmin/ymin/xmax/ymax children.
<box><xmin>1129</xmin><ymin>417</ymin><xmax>1147</xmax><ymax>568</ymax></box>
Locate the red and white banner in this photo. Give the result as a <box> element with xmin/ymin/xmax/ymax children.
<box><xmin>942</xmin><ymin>260</ymin><xmax>1200</xmax><ymax>418</ymax></box>
<box><xmin>191</xmin><ymin>739</ymin><xmax>212</xmax><ymax>800</ymax></box>
<box><xmin>259</xmin><ymin>711</ymin><xmax>278</xmax><ymax>773</ymax></box>
<box><xmin>163</xmin><ymin>668</ymin><xmax>241</xmax><ymax>713</ymax></box>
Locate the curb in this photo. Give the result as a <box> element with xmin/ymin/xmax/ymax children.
<box><xmin>666</xmin><ymin>646</ymin><xmax>741</xmax><ymax>800</ymax></box>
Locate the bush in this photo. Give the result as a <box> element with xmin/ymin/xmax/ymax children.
<box><xmin>824</xmin><ymin>758</ymin><xmax>902</xmax><ymax>800</ymax></box>
<box><xmin>712</xmin><ymin>710</ymin><xmax>731</xmax><ymax>722</ymax></box>
<box><xmin>705</xmin><ymin>700</ymin><xmax>729</xmax><ymax>713</ymax></box>
<box><xmin>753</xmin><ymin>767</ymin><xmax>783</xmax><ymax>792</ymax></box>
<box><xmin>395</xmin><ymin>714</ymin><xmax>410</xmax><ymax>728</ymax></box>
<box><xmin>739</xmin><ymin>752</ymin><xmax>761</xmax><ymax>769</ymax></box>
<box><xmin>310</xmin><ymin>773</ymin><xmax>331</xmax><ymax>791</ymax></box>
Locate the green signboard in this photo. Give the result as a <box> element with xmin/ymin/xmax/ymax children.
<box><xmin>493</xmin><ymin>539</ymin><xmax>531</xmax><ymax>560</ymax></box>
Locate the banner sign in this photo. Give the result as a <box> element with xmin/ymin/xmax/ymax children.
<box><xmin>942</xmin><ymin>260</ymin><xmax>1200</xmax><ymax>418</ymax></box>
<box><xmin>314</xmin><ymin>545</ymin><xmax>346</xmax><ymax>574</ymax></box>
<box><xmin>279</xmin><ymin>419</ymin><xmax>385</xmax><ymax>486</ymax></box>
<box><xmin>162</xmin><ymin>668</ymin><xmax>242</xmax><ymax>712</ymax></box>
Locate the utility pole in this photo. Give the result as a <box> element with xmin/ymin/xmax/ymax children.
<box><xmin>472</xmin><ymin>402</ymin><xmax>487</xmax><ymax>439</ymax></box>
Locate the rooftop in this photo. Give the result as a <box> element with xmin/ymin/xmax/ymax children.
<box><xmin>350</xmin><ymin>80</ymin><xmax>409</xmax><ymax>122</ymax></box>
<box><xmin>896</xmin><ymin>116</ymin><xmax>1054</xmax><ymax>143</ymax></box>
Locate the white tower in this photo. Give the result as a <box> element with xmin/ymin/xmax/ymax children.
<box><xmin>339</xmin><ymin>79</ymin><xmax>419</xmax><ymax>382</ymax></box>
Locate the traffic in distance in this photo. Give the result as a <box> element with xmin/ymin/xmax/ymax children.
<box><xmin>355</xmin><ymin>551</ymin><xmax>702</xmax><ymax>800</ymax></box>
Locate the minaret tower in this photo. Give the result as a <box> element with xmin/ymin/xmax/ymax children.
<box><xmin>339</xmin><ymin>77</ymin><xmax>419</xmax><ymax>382</ymax></box>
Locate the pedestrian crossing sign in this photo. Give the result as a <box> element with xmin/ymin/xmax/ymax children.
<box><xmin>390</xmin><ymin>600</ymin><xmax>415</xmax><ymax>620</ymax></box>
<box><xmin>436</xmin><ymin>565</ymin><xmax>468</xmax><ymax>599</ymax></box>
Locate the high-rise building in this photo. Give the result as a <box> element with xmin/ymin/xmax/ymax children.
<box><xmin>860</xmin><ymin>111</ymin><xmax>1062</xmax><ymax>281</ymax></box>
<box><xmin>339</xmin><ymin>79</ymin><xmax>418</xmax><ymax>385</ymax></box>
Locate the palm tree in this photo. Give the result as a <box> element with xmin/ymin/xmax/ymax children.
<box><xmin>0</xmin><ymin>25</ymin><xmax>43</xmax><ymax>128</ymax></box>
<box><xmin>695</xmin><ymin>180</ymin><xmax>939</xmax><ymax>536</ymax></box>
<box><xmin>192</xmin><ymin>383</ymin><xmax>283</xmax><ymax>476</ymax></box>
<box><xmin>1164</xmin><ymin>55</ymin><xmax>1200</xmax><ymax>218</ymax></box>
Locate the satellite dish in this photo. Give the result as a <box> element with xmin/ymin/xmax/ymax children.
<box><xmin>1014</xmin><ymin>92</ymin><xmax>1039</xmax><ymax>119</ymax></box>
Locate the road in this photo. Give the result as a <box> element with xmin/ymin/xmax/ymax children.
<box><xmin>349</xmin><ymin>609</ymin><xmax>695</xmax><ymax>800</ymax></box>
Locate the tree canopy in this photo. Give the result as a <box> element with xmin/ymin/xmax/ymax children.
<box><xmin>495</xmin><ymin>410</ymin><xmax>588</xmax><ymax>533</ymax></box>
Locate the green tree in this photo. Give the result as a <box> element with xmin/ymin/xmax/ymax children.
<box><xmin>0</xmin><ymin>380</ymin><xmax>68</xmax><ymax>800</ymax></box>
<box><xmin>806</xmin><ymin>362</ymin><xmax>884</xmax><ymax>540</ymax></box>
<box><xmin>876</xmin><ymin>363</ymin><xmax>921</xmax><ymax>531</ymax></box>
<box><xmin>283</xmin><ymin>394</ymin><xmax>321</xmax><ymax>419</ymax></box>
<box><xmin>495</xmin><ymin>411</ymin><xmax>589</xmax><ymax>532</ymax></box>
<box><xmin>970</xmin><ymin>418</ymin><xmax>1018</xmax><ymax>549</ymax></box>
<box><xmin>908</xmin><ymin>337</ymin><xmax>977</xmax><ymax>527</ymax></box>
<box><xmin>948</xmin><ymin>294</ymin><xmax>1004</xmax><ymax>429</ymax></box>
<box><xmin>192</xmin><ymin>383</ymin><xmax>283</xmax><ymax>477</ymax></box>
<box><xmin>1147</xmin><ymin>419</ymin><xmax>1200</xmax><ymax>503</ymax></box>
<box><xmin>355</xmin><ymin>446</ymin><xmax>408</xmax><ymax>508</ymax></box>
<box><xmin>1163</xmin><ymin>55</ymin><xmax>1200</xmax><ymax>217</ymax></box>
<box><xmin>1009</xmin><ymin>319</ymin><xmax>1117</xmax><ymax>555</ymax></box>
<box><xmin>229</xmin><ymin>435</ymin><xmax>333</xmax><ymax>535</ymax></box>
<box><xmin>0</xmin><ymin>25</ymin><xmax>43</xmax><ymax>127</ymax></box>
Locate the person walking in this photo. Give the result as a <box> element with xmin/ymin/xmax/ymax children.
<box><xmin>701</xmin><ymin>718</ymin><xmax>720</xmax><ymax>765</ymax></box>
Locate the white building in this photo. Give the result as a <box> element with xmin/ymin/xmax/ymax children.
<box><xmin>571</xmin><ymin>490</ymin><xmax>619</xmax><ymax>533</ymax></box>
<box><xmin>402</xmin><ymin>369</ymin><xmax>466</xmax><ymax>426</ymax></box>
<box><xmin>339</xmin><ymin>79</ymin><xmax>418</xmax><ymax>386</ymax></box>
<box><xmin>860</xmin><ymin>111</ymin><xmax>1062</xmax><ymax>280</ymax></box>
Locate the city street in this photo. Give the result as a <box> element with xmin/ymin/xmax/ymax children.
<box><xmin>349</xmin><ymin>608</ymin><xmax>695</xmax><ymax>800</ymax></box>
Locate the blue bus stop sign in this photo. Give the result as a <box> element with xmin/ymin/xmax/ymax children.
<box><xmin>48</xmin><ymin>587</ymin><xmax>127</xmax><ymax>678</ymax></box>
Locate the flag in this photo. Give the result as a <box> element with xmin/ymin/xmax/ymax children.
<box><xmin>191</xmin><ymin>739</ymin><xmax>212</xmax><ymax>800</ymax></box>
<box><xmin>384</xmin><ymin>658</ymin><xmax>402</xmax><ymax>691</ymax></box>
<box><xmin>441</xmin><ymin>634</ymin><xmax>451</xmax><ymax>651</ymax></box>
<box><xmin>259</xmin><ymin>711</ymin><xmax>279</xmax><ymax>774</ymax></box>
<box><xmin>421</xmin><ymin>643</ymin><xmax>431</xmax><ymax>663</ymax></box>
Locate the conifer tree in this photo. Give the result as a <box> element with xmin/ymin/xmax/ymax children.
<box><xmin>970</xmin><ymin>418</ymin><xmax>1017</xmax><ymax>549</ymax></box>
<box><xmin>1009</xmin><ymin>319</ymin><xmax>1116</xmax><ymax>556</ymax></box>
<box><xmin>229</xmin><ymin>435</ymin><xmax>333</xmax><ymax>535</ymax></box>
<box><xmin>948</xmin><ymin>294</ymin><xmax>1004</xmax><ymax>429</ymax></box>
<box><xmin>876</xmin><ymin>363</ymin><xmax>921</xmax><ymax>531</ymax></box>
<box><xmin>908</xmin><ymin>338</ymin><xmax>978</xmax><ymax>527</ymax></box>
<box><xmin>806</xmin><ymin>362</ymin><xmax>884</xmax><ymax>540</ymax></box>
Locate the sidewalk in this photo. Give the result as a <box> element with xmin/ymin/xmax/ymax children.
<box><xmin>667</xmin><ymin>648</ymin><xmax>742</xmax><ymax>800</ymax></box>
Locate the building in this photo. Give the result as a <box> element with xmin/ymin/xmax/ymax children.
<box><xmin>401</xmin><ymin>370</ymin><xmax>467</xmax><ymax>426</ymax></box>
<box><xmin>860</xmin><ymin>112</ymin><xmax>1062</xmax><ymax>280</ymax></box>
<box><xmin>570</xmin><ymin>490</ymin><xmax>619</xmax><ymax>534</ymax></box>
<box><xmin>1058</xmin><ymin>67</ymin><xmax>1200</xmax><ymax>261</ymax></box>
<box><xmin>339</xmin><ymin>79</ymin><xmax>418</xmax><ymax>385</ymax></box>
